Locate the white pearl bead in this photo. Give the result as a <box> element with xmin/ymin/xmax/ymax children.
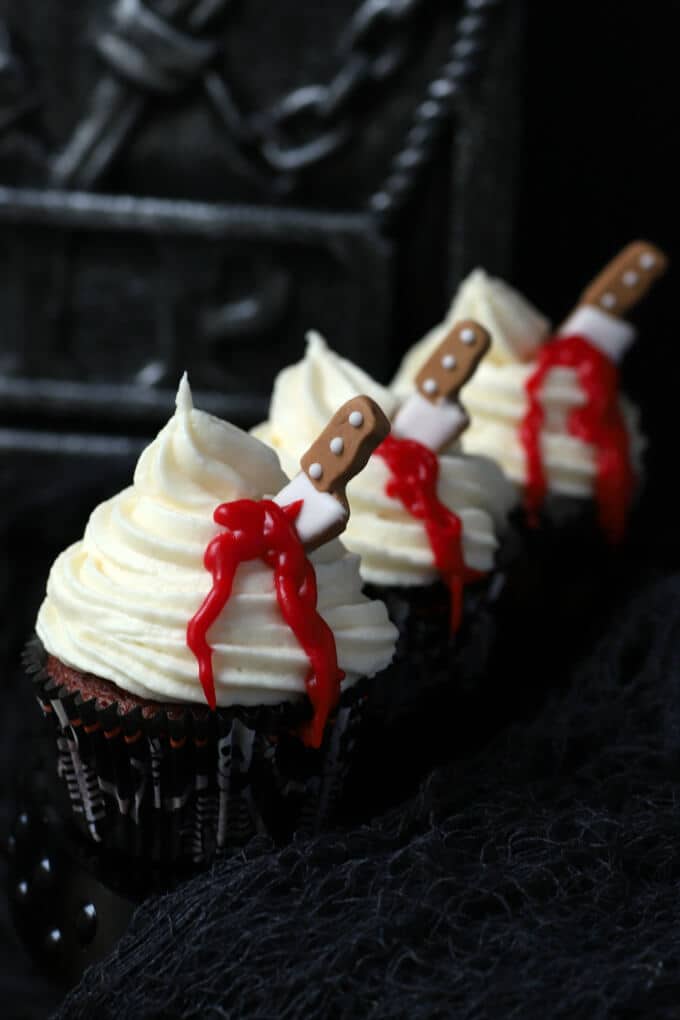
<box><xmin>639</xmin><ymin>252</ymin><xmax>656</xmax><ymax>269</ymax></box>
<box><xmin>460</xmin><ymin>327</ymin><xmax>476</xmax><ymax>344</ymax></box>
<box><xmin>329</xmin><ymin>436</ymin><xmax>344</xmax><ymax>455</ymax></box>
<box><xmin>601</xmin><ymin>292</ymin><xmax>617</xmax><ymax>309</ymax></box>
<box><xmin>348</xmin><ymin>411</ymin><xmax>364</xmax><ymax>428</ymax></box>
<box><xmin>622</xmin><ymin>270</ymin><xmax>638</xmax><ymax>287</ymax></box>
<box><xmin>308</xmin><ymin>462</ymin><xmax>323</xmax><ymax>480</ymax></box>
<box><xmin>442</xmin><ymin>354</ymin><xmax>457</xmax><ymax>370</ymax></box>
<box><xmin>422</xmin><ymin>378</ymin><xmax>438</xmax><ymax>395</ymax></box>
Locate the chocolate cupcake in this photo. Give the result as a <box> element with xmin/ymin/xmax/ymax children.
<box><xmin>393</xmin><ymin>243</ymin><xmax>669</xmax><ymax>540</ymax></box>
<box><xmin>254</xmin><ymin>330</ymin><xmax>516</xmax><ymax>730</ymax></box>
<box><xmin>392</xmin><ymin>242</ymin><xmax>668</xmax><ymax>661</ymax></box>
<box><xmin>29</xmin><ymin>375</ymin><xmax>397</xmax><ymax>865</ymax></box>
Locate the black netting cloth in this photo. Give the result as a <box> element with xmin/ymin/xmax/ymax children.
<box><xmin>21</xmin><ymin>571</ymin><xmax>677</xmax><ymax>1019</ymax></box>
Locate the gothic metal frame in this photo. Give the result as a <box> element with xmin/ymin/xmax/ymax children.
<box><xmin>0</xmin><ymin>0</ymin><xmax>508</xmax><ymax>435</ymax></box>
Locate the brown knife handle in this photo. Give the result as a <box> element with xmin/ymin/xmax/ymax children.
<box><xmin>414</xmin><ymin>319</ymin><xmax>491</xmax><ymax>405</ymax></box>
<box><xmin>578</xmin><ymin>240</ymin><xmax>668</xmax><ymax>318</ymax></box>
<box><xmin>300</xmin><ymin>395</ymin><xmax>391</xmax><ymax>501</ymax></box>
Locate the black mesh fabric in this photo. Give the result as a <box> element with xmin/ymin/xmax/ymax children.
<box><xmin>32</xmin><ymin>572</ymin><xmax>680</xmax><ymax>1019</ymax></box>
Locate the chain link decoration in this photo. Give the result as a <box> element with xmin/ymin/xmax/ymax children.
<box><xmin>96</xmin><ymin>0</ymin><xmax>222</xmax><ymax>95</ymax></box>
<box><xmin>49</xmin><ymin>0</ymin><xmax>503</xmax><ymax>222</ymax></box>
<box><xmin>51</xmin><ymin>0</ymin><xmax>433</xmax><ymax>189</ymax></box>
<box><xmin>245</xmin><ymin>0</ymin><xmax>428</xmax><ymax>175</ymax></box>
<box><xmin>369</xmin><ymin>0</ymin><xmax>504</xmax><ymax>225</ymax></box>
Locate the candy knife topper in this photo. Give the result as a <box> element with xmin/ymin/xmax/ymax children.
<box><xmin>392</xmin><ymin>319</ymin><xmax>491</xmax><ymax>452</ymax></box>
<box><xmin>559</xmin><ymin>240</ymin><xmax>669</xmax><ymax>362</ymax></box>
<box><xmin>273</xmin><ymin>395</ymin><xmax>391</xmax><ymax>551</ymax></box>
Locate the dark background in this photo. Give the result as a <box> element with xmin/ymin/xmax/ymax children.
<box><xmin>3</xmin><ymin>1</ymin><xmax>680</xmax><ymax>1016</ymax></box>
<box><xmin>516</xmin><ymin>1</ymin><xmax>680</xmax><ymax>559</ymax></box>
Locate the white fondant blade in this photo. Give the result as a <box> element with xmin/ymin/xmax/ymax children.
<box><xmin>392</xmin><ymin>392</ymin><xmax>469</xmax><ymax>452</ymax></box>
<box><xmin>273</xmin><ymin>472</ymin><xmax>347</xmax><ymax>549</ymax></box>
<box><xmin>559</xmin><ymin>305</ymin><xmax>636</xmax><ymax>363</ymax></box>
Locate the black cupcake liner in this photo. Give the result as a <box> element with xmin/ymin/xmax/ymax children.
<box><xmin>340</xmin><ymin>566</ymin><xmax>511</xmax><ymax>821</ymax></box>
<box><xmin>335</xmin><ymin>524</ymin><xmax>531</xmax><ymax>822</ymax></box>
<box><xmin>510</xmin><ymin>494</ymin><xmax>634</xmax><ymax>661</ymax></box>
<box><xmin>25</xmin><ymin>638</ymin><xmax>367</xmax><ymax>865</ymax></box>
<box><xmin>363</xmin><ymin>563</ymin><xmax>510</xmax><ymax>728</ymax></box>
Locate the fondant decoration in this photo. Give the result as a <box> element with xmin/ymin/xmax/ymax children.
<box><xmin>187</xmin><ymin>498</ymin><xmax>343</xmax><ymax>748</ymax></box>
<box><xmin>521</xmin><ymin>338</ymin><xmax>634</xmax><ymax>542</ymax></box>
<box><xmin>382</xmin><ymin>320</ymin><xmax>491</xmax><ymax>629</ymax></box>
<box><xmin>521</xmin><ymin>240</ymin><xmax>668</xmax><ymax>539</ymax></box>
<box><xmin>558</xmin><ymin>306</ymin><xmax>635</xmax><ymax>363</ymax></box>
<box><xmin>576</xmin><ymin>240</ymin><xmax>668</xmax><ymax>321</ymax></box>
<box><xmin>559</xmin><ymin>240</ymin><xmax>667</xmax><ymax>362</ymax></box>
<box><xmin>188</xmin><ymin>394</ymin><xmax>390</xmax><ymax>745</ymax></box>
<box><xmin>393</xmin><ymin>320</ymin><xmax>491</xmax><ymax>451</ymax></box>
<box><xmin>375</xmin><ymin>436</ymin><xmax>482</xmax><ymax>632</ymax></box>
<box><xmin>275</xmin><ymin>395</ymin><xmax>390</xmax><ymax>550</ymax></box>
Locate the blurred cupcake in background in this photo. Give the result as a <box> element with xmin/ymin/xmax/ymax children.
<box><xmin>391</xmin><ymin>241</ymin><xmax>668</xmax><ymax>668</ymax></box>
<box><xmin>254</xmin><ymin>328</ymin><xmax>515</xmax><ymax>732</ymax></box>
<box><xmin>393</xmin><ymin>242</ymin><xmax>668</xmax><ymax>543</ymax></box>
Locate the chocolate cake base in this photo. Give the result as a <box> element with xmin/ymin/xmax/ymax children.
<box><xmin>25</xmin><ymin>640</ymin><xmax>367</xmax><ymax>866</ymax></box>
<box><xmin>512</xmin><ymin>494</ymin><xmax>632</xmax><ymax>669</ymax></box>
<box><xmin>361</xmin><ymin>577</ymin><xmax>501</xmax><ymax>726</ymax></box>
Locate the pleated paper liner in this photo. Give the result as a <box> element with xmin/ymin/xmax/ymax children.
<box><xmin>342</xmin><ymin>540</ymin><xmax>526</xmax><ymax>820</ymax></box>
<box><xmin>24</xmin><ymin>638</ymin><xmax>368</xmax><ymax>865</ymax></box>
<box><xmin>362</xmin><ymin>547</ymin><xmax>515</xmax><ymax>729</ymax></box>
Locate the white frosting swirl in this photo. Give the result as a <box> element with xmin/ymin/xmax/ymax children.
<box><xmin>393</xmin><ymin>269</ymin><xmax>550</xmax><ymax>390</ymax></box>
<box><xmin>36</xmin><ymin>376</ymin><xmax>397</xmax><ymax>706</ymax></box>
<box><xmin>392</xmin><ymin>270</ymin><xmax>644</xmax><ymax>500</ymax></box>
<box><xmin>254</xmin><ymin>333</ymin><xmax>514</xmax><ymax>587</ymax></box>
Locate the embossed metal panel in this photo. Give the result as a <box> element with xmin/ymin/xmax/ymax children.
<box><xmin>0</xmin><ymin>0</ymin><xmax>522</xmax><ymax>435</ymax></box>
<box><xmin>0</xmin><ymin>187</ymin><xmax>392</xmax><ymax>427</ymax></box>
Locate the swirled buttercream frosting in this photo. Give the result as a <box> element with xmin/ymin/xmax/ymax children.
<box><xmin>392</xmin><ymin>270</ymin><xmax>644</xmax><ymax>500</ymax></box>
<box><xmin>36</xmin><ymin>375</ymin><xmax>397</xmax><ymax>706</ymax></box>
<box><xmin>254</xmin><ymin>333</ymin><xmax>514</xmax><ymax>587</ymax></box>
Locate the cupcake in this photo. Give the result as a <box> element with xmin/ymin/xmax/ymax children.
<box><xmin>391</xmin><ymin>242</ymin><xmax>669</xmax><ymax>668</ymax></box>
<box><xmin>28</xmin><ymin>375</ymin><xmax>398</xmax><ymax>866</ymax></box>
<box><xmin>254</xmin><ymin>329</ymin><xmax>515</xmax><ymax>732</ymax></box>
<box><xmin>393</xmin><ymin>242</ymin><xmax>668</xmax><ymax>543</ymax></box>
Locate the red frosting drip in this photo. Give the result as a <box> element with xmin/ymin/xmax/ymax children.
<box><xmin>186</xmin><ymin>498</ymin><xmax>344</xmax><ymax>749</ymax></box>
<box><xmin>375</xmin><ymin>434</ymin><xmax>481</xmax><ymax>632</ymax></box>
<box><xmin>520</xmin><ymin>334</ymin><xmax>635</xmax><ymax>543</ymax></box>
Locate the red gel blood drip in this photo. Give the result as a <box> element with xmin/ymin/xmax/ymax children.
<box><xmin>375</xmin><ymin>434</ymin><xmax>481</xmax><ymax>633</ymax></box>
<box><xmin>186</xmin><ymin>498</ymin><xmax>344</xmax><ymax>749</ymax></box>
<box><xmin>520</xmin><ymin>334</ymin><xmax>635</xmax><ymax>544</ymax></box>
